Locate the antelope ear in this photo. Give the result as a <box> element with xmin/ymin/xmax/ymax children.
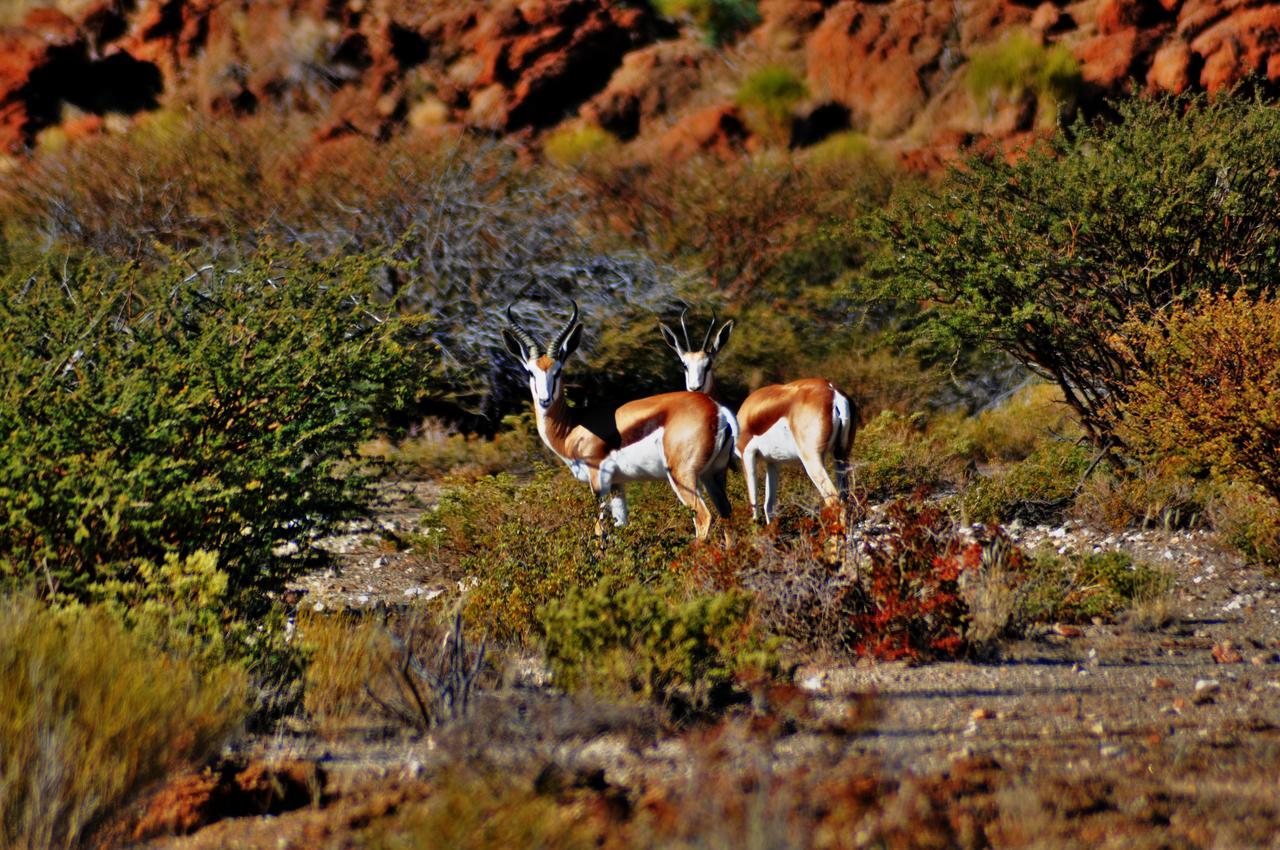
<box><xmin>658</xmin><ymin>322</ymin><xmax>684</xmax><ymax>354</ymax></box>
<box><xmin>709</xmin><ymin>319</ymin><xmax>734</xmax><ymax>354</ymax></box>
<box><xmin>502</xmin><ymin>328</ymin><xmax>529</xmax><ymax>361</ymax></box>
<box><xmin>558</xmin><ymin>323</ymin><xmax>583</xmax><ymax>359</ymax></box>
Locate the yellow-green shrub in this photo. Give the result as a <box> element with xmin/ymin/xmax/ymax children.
<box><xmin>854</xmin><ymin>410</ymin><xmax>966</xmax><ymax>499</ymax></box>
<box><xmin>959</xmin><ymin>441</ymin><xmax>1092</xmax><ymax>524</ymax></box>
<box><xmin>1209</xmin><ymin>480</ymin><xmax>1280</xmax><ymax>568</ymax></box>
<box><xmin>1017</xmin><ymin>550</ymin><xmax>1173</xmax><ymax>624</ymax></box>
<box><xmin>414</xmin><ymin>468</ymin><xmax>694</xmax><ymax>643</ymax></box>
<box><xmin>954</xmin><ymin>382</ymin><xmax>1080</xmax><ymax>464</ymax></box>
<box><xmin>0</xmin><ymin>597</ymin><xmax>247</xmax><ymax>850</ymax></box>
<box><xmin>541</xmin><ymin>577</ymin><xmax>779</xmax><ymax>714</ymax></box>
<box><xmin>735</xmin><ymin>65</ymin><xmax>808</xmax><ymax>137</ymax></box>
<box><xmin>966</xmin><ymin>31</ymin><xmax>1082</xmax><ymax>122</ymax></box>
<box><xmin>362</xmin><ymin>413</ymin><xmax>541</xmax><ymax>479</ymax></box>
<box><xmin>543</xmin><ymin>123</ymin><xmax>619</xmax><ymax>167</ymax></box>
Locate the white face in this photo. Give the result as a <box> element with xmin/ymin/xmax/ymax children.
<box><xmin>679</xmin><ymin>351</ymin><xmax>712</xmax><ymax>393</ymax></box>
<box><xmin>525</xmin><ymin>355</ymin><xmax>563</xmax><ymax>410</ymax></box>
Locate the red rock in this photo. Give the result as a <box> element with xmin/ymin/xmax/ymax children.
<box><xmin>1029</xmin><ymin>2</ymin><xmax>1063</xmax><ymax>33</ymax></box>
<box><xmin>1075</xmin><ymin>27</ymin><xmax>1142</xmax><ymax>88</ymax></box>
<box><xmin>1189</xmin><ymin>6</ymin><xmax>1280</xmax><ymax>92</ymax></box>
<box><xmin>657</xmin><ymin>102</ymin><xmax>749</xmax><ymax>160</ymax></box>
<box><xmin>0</xmin><ymin>15</ymin><xmax>85</xmax><ymax>151</ymax></box>
<box><xmin>806</xmin><ymin>1</ymin><xmax>955</xmax><ymax>137</ymax></box>
<box><xmin>582</xmin><ymin>38</ymin><xmax>708</xmax><ymax>139</ymax></box>
<box><xmin>1096</xmin><ymin>0</ymin><xmax>1171</xmax><ymax>35</ymax></box>
<box><xmin>1151</xmin><ymin>677</ymin><xmax>1174</xmax><ymax>689</ymax></box>
<box><xmin>1212</xmin><ymin>641</ymin><xmax>1243</xmax><ymax>664</ymax></box>
<box><xmin>1148</xmin><ymin>38</ymin><xmax>1193</xmax><ymax>91</ymax></box>
<box><xmin>755</xmin><ymin>0</ymin><xmax>827</xmax><ymax>47</ymax></box>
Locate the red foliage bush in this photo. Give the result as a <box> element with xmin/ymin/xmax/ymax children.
<box><xmin>853</xmin><ymin>492</ymin><xmax>979</xmax><ymax>661</ymax></box>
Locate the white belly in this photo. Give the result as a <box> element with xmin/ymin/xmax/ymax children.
<box><xmin>604</xmin><ymin>427</ymin><xmax>669</xmax><ymax>482</ymax></box>
<box><xmin>750</xmin><ymin>418</ymin><xmax>802</xmax><ymax>464</ymax></box>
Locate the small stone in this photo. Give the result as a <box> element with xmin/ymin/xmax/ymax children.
<box><xmin>1251</xmin><ymin>655</ymin><xmax>1268</xmax><ymax>667</ymax></box>
<box><xmin>1054</xmin><ymin>624</ymin><xmax>1084</xmax><ymax>638</ymax></box>
<box><xmin>312</xmin><ymin>600</ymin><xmax>326</xmax><ymax>612</ymax></box>
<box><xmin>971</xmin><ymin>708</ymin><xmax>993</xmax><ymax>721</ymax></box>
<box><xmin>1151</xmin><ymin>677</ymin><xmax>1174</xmax><ymax>690</ymax></box>
<box><xmin>1193</xmin><ymin>679</ymin><xmax>1221</xmax><ymax>703</ymax></box>
<box><xmin>1213</xmin><ymin>642</ymin><xmax>1244</xmax><ymax>664</ymax></box>
<box><xmin>1089</xmin><ymin>721</ymin><xmax>1106</xmax><ymax>737</ymax></box>
<box><xmin>1100</xmin><ymin>745</ymin><xmax>1124</xmax><ymax>758</ymax></box>
<box><xmin>1171</xmin><ymin>697</ymin><xmax>1187</xmax><ymax>713</ymax></box>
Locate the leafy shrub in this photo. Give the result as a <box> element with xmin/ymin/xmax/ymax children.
<box><xmin>853</xmin><ymin>495</ymin><xmax>979</xmax><ymax>660</ymax></box>
<box><xmin>1209</xmin><ymin>480</ymin><xmax>1280</xmax><ymax>568</ymax></box>
<box><xmin>866</xmin><ymin>92</ymin><xmax>1280</xmax><ymax>450</ymax></box>
<box><xmin>1071</xmin><ymin>460</ymin><xmax>1207</xmax><ymax>531</ymax></box>
<box><xmin>1019</xmin><ymin>550</ymin><xmax>1172</xmax><ymax>624</ymax></box>
<box><xmin>736</xmin><ymin>65</ymin><xmax>809</xmax><ymax>135</ymax></box>
<box><xmin>855</xmin><ymin>410</ymin><xmax>966</xmax><ymax>499</ymax></box>
<box><xmin>0</xmin><ymin>249</ymin><xmax>420</xmax><ymax>607</ymax></box>
<box><xmin>541</xmin><ymin>577</ymin><xmax>779</xmax><ymax>714</ymax></box>
<box><xmin>653</xmin><ymin>0</ymin><xmax>760</xmax><ymax>46</ymax></box>
<box><xmin>959</xmin><ymin>441</ymin><xmax>1092</xmax><ymax>524</ymax></box>
<box><xmin>1116</xmin><ymin>290</ymin><xmax>1280</xmax><ymax>503</ymax></box>
<box><xmin>543</xmin><ymin>123</ymin><xmax>619</xmax><ymax>167</ymax></box>
<box><xmin>415</xmin><ymin>468</ymin><xmax>692</xmax><ymax>643</ymax></box>
<box><xmin>953</xmin><ymin>382</ymin><xmax>1079</xmax><ymax>464</ymax></box>
<box><xmin>0</xmin><ymin>596</ymin><xmax>247</xmax><ymax>850</ymax></box>
<box><xmin>966</xmin><ymin>31</ymin><xmax>1082</xmax><ymax>121</ymax></box>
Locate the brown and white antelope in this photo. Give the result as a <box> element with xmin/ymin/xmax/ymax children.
<box><xmin>504</xmin><ymin>301</ymin><xmax>738</xmax><ymax>541</ymax></box>
<box><xmin>660</xmin><ymin>311</ymin><xmax>856</xmax><ymax>524</ymax></box>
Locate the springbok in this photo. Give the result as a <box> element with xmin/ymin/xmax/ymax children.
<box><xmin>660</xmin><ymin>311</ymin><xmax>856</xmax><ymax>524</ymax></box>
<box><xmin>504</xmin><ymin>301</ymin><xmax>738</xmax><ymax>541</ymax></box>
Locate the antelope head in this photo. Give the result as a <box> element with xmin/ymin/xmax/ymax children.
<box><xmin>659</xmin><ymin>308</ymin><xmax>734</xmax><ymax>394</ymax></box>
<box><xmin>502</xmin><ymin>301</ymin><xmax>583</xmax><ymax>411</ymax></box>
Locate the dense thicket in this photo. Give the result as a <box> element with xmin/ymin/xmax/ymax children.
<box><xmin>867</xmin><ymin>93</ymin><xmax>1280</xmax><ymax>449</ymax></box>
<box><xmin>0</xmin><ymin>248</ymin><xmax>420</xmax><ymax>603</ymax></box>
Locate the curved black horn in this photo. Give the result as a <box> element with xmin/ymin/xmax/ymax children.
<box><xmin>506</xmin><ymin>303</ymin><xmax>539</xmax><ymax>355</ymax></box>
<box><xmin>551</xmin><ymin>300</ymin><xmax>580</xmax><ymax>355</ymax></box>
<box><xmin>678</xmin><ymin>307</ymin><xmax>693</xmax><ymax>352</ymax></box>
<box><xmin>702</xmin><ymin>308</ymin><xmax>718</xmax><ymax>352</ymax></box>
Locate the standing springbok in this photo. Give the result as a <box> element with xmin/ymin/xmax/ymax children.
<box><xmin>660</xmin><ymin>311</ymin><xmax>856</xmax><ymax>524</ymax></box>
<box><xmin>504</xmin><ymin>301</ymin><xmax>738</xmax><ymax>541</ymax></box>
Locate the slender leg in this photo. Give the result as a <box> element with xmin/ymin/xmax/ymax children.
<box><xmin>609</xmin><ymin>485</ymin><xmax>628</xmax><ymax>526</ymax></box>
<box><xmin>743</xmin><ymin>445</ymin><xmax>762</xmax><ymax>523</ymax></box>
<box><xmin>797</xmin><ymin>448</ymin><xmax>839</xmax><ymax>508</ymax></box>
<box><xmin>668</xmin><ymin>467</ymin><xmax>713</xmax><ymax>540</ymax></box>
<box><xmin>763</xmin><ymin>463</ymin><xmax>780</xmax><ymax>525</ymax></box>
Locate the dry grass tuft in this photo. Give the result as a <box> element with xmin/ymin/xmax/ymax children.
<box><xmin>0</xmin><ymin>597</ymin><xmax>246</xmax><ymax>850</ymax></box>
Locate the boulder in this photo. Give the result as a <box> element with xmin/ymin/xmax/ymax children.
<box><xmin>657</xmin><ymin>102</ymin><xmax>749</xmax><ymax>160</ymax></box>
<box><xmin>582</xmin><ymin>38</ymin><xmax>708</xmax><ymax>139</ymax></box>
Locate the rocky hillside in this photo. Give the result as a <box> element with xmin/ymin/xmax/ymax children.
<box><xmin>2</xmin><ymin>0</ymin><xmax>1279</xmax><ymax>168</ymax></box>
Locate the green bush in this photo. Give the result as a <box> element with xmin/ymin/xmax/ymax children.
<box><xmin>1209</xmin><ymin>480</ymin><xmax>1280</xmax><ymax>568</ymax></box>
<box><xmin>543</xmin><ymin>123</ymin><xmax>619</xmax><ymax>167</ymax></box>
<box><xmin>1019</xmin><ymin>550</ymin><xmax>1173</xmax><ymax>624</ymax></box>
<box><xmin>865</xmin><ymin>92</ymin><xmax>1280</xmax><ymax>450</ymax></box>
<box><xmin>854</xmin><ymin>410</ymin><xmax>966</xmax><ymax>499</ymax></box>
<box><xmin>653</xmin><ymin>0</ymin><xmax>759</xmax><ymax>46</ymax></box>
<box><xmin>966</xmin><ymin>31</ymin><xmax>1082</xmax><ymax>120</ymax></box>
<box><xmin>736</xmin><ymin>65</ymin><xmax>809</xmax><ymax>135</ymax></box>
<box><xmin>0</xmin><ymin>248</ymin><xmax>421</xmax><ymax>608</ymax></box>
<box><xmin>0</xmin><ymin>596</ymin><xmax>247</xmax><ymax>850</ymax></box>
<box><xmin>541</xmin><ymin>577</ymin><xmax>779</xmax><ymax>713</ymax></box>
<box><xmin>415</xmin><ymin>468</ymin><xmax>694</xmax><ymax>643</ymax></box>
<box><xmin>959</xmin><ymin>441</ymin><xmax>1092</xmax><ymax>524</ymax></box>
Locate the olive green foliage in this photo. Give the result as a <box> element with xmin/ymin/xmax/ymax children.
<box><xmin>541</xmin><ymin>577</ymin><xmax>779</xmax><ymax>712</ymax></box>
<box><xmin>1209</xmin><ymin>480</ymin><xmax>1280</xmax><ymax>568</ymax></box>
<box><xmin>966</xmin><ymin>32</ymin><xmax>1082</xmax><ymax>119</ymax></box>
<box><xmin>736</xmin><ymin>65</ymin><xmax>809</xmax><ymax>132</ymax></box>
<box><xmin>854</xmin><ymin>410</ymin><xmax>967</xmax><ymax>499</ymax></box>
<box><xmin>415</xmin><ymin>468</ymin><xmax>695</xmax><ymax>643</ymax></box>
<box><xmin>865</xmin><ymin>93</ymin><xmax>1280</xmax><ymax>449</ymax></box>
<box><xmin>0</xmin><ymin>596</ymin><xmax>247</xmax><ymax>850</ymax></box>
<box><xmin>959</xmin><ymin>441</ymin><xmax>1092</xmax><ymax>524</ymax></box>
<box><xmin>543</xmin><ymin>123</ymin><xmax>619</xmax><ymax>167</ymax></box>
<box><xmin>653</xmin><ymin>0</ymin><xmax>759</xmax><ymax>46</ymax></box>
<box><xmin>1019</xmin><ymin>550</ymin><xmax>1173</xmax><ymax>624</ymax></box>
<box><xmin>0</xmin><ymin>249</ymin><xmax>421</xmax><ymax>606</ymax></box>
<box><xmin>1116</xmin><ymin>290</ymin><xmax>1280</xmax><ymax>504</ymax></box>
